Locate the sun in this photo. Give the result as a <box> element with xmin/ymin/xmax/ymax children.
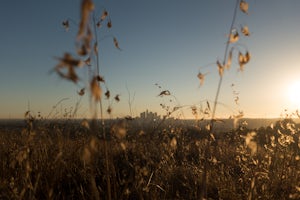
<box><xmin>287</xmin><ymin>81</ymin><xmax>300</xmax><ymax>107</ymax></box>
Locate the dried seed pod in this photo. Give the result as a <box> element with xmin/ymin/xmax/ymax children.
<box><xmin>85</xmin><ymin>57</ymin><xmax>91</xmax><ymax>66</ymax></box>
<box><xmin>229</xmin><ymin>31</ymin><xmax>239</xmax><ymax>43</ymax></box>
<box><xmin>107</xmin><ymin>19</ymin><xmax>112</xmax><ymax>28</ymax></box>
<box><xmin>158</xmin><ymin>90</ymin><xmax>171</xmax><ymax>97</ymax></box>
<box><xmin>238</xmin><ymin>52</ymin><xmax>245</xmax><ymax>71</ymax></box>
<box><xmin>62</xmin><ymin>20</ymin><xmax>69</xmax><ymax>31</ymax></box>
<box><xmin>96</xmin><ymin>21</ymin><xmax>101</xmax><ymax>28</ymax></box>
<box><xmin>77</xmin><ymin>44</ymin><xmax>88</xmax><ymax>56</ymax></box>
<box><xmin>225</xmin><ymin>49</ymin><xmax>233</xmax><ymax>70</ymax></box>
<box><xmin>101</xmin><ymin>9</ymin><xmax>108</xmax><ymax>21</ymax></box>
<box><xmin>114</xmin><ymin>94</ymin><xmax>120</xmax><ymax>102</ymax></box>
<box><xmin>217</xmin><ymin>61</ymin><xmax>224</xmax><ymax>77</ymax></box>
<box><xmin>234</xmin><ymin>96</ymin><xmax>239</xmax><ymax>105</ymax></box>
<box><xmin>197</xmin><ymin>72</ymin><xmax>206</xmax><ymax>86</ymax></box>
<box><xmin>244</xmin><ymin>51</ymin><xmax>251</xmax><ymax>63</ymax></box>
<box><xmin>78</xmin><ymin>88</ymin><xmax>85</xmax><ymax>96</ymax></box>
<box><xmin>241</xmin><ymin>25</ymin><xmax>250</xmax><ymax>36</ymax></box>
<box><xmin>56</xmin><ymin>53</ymin><xmax>82</xmax><ymax>67</ymax></box>
<box><xmin>240</xmin><ymin>0</ymin><xmax>249</xmax><ymax>14</ymax></box>
<box><xmin>105</xmin><ymin>90</ymin><xmax>110</xmax><ymax>99</ymax></box>
<box><xmin>77</xmin><ymin>25</ymin><xmax>92</xmax><ymax>56</ymax></box>
<box><xmin>55</xmin><ymin>53</ymin><xmax>82</xmax><ymax>83</ymax></box>
<box><xmin>107</xmin><ymin>106</ymin><xmax>112</xmax><ymax>114</ymax></box>
<box><xmin>90</xmin><ymin>76</ymin><xmax>101</xmax><ymax>101</ymax></box>
<box><xmin>113</xmin><ymin>37</ymin><xmax>121</xmax><ymax>50</ymax></box>
<box><xmin>94</xmin><ymin>42</ymin><xmax>98</xmax><ymax>54</ymax></box>
<box><xmin>238</xmin><ymin>51</ymin><xmax>251</xmax><ymax>71</ymax></box>
<box><xmin>78</xmin><ymin>0</ymin><xmax>95</xmax><ymax>39</ymax></box>
<box><xmin>96</xmin><ymin>75</ymin><xmax>105</xmax><ymax>82</ymax></box>
<box><xmin>206</xmin><ymin>101</ymin><xmax>211</xmax><ymax>111</ymax></box>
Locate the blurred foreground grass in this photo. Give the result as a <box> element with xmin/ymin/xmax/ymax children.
<box><xmin>0</xmin><ymin>118</ymin><xmax>299</xmax><ymax>199</ymax></box>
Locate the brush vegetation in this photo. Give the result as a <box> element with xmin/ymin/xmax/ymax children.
<box><xmin>0</xmin><ymin>117</ymin><xmax>299</xmax><ymax>199</ymax></box>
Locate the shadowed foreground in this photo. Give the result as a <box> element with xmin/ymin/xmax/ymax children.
<box><xmin>0</xmin><ymin>118</ymin><xmax>299</xmax><ymax>199</ymax></box>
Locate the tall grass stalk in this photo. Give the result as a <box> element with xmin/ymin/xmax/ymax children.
<box><xmin>55</xmin><ymin>1</ymin><xmax>118</xmax><ymax>198</ymax></box>
<box><xmin>92</xmin><ymin>14</ymin><xmax>112</xmax><ymax>200</ymax></box>
<box><xmin>211</xmin><ymin>0</ymin><xmax>239</xmax><ymax>128</ymax></box>
<box><xmin>202</xmin><ymin>1</ymin><xmax>241</xmax><ymax>199</ymax></box>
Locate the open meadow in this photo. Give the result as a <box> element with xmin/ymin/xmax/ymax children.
<box><xmin>0</xmin><ymin>117</ymin><xmax>299</xmax><ymax>199</ymax></box>
<box><xmin>1</xmin><ymin>0</ymin><xmax>300</xmax><ymax>199</ymax></box>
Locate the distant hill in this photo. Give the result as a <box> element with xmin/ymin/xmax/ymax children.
<box><xmin>1</xmin><ymin>118</ymin><xmax>299</xmax><ymax>133</ymax></box>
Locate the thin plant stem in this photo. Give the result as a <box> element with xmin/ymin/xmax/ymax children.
<box><xmin>46</xmin><ymin>98</ymin><xmax>70</xmax><ymax>119</ymax></box>
<box><xmin>202</xmin><ymin>1</ymin><xmax>240</xmax><ymax>200</ymax></box>
<box><xmin>92</xmin><ymin>15</ymin><xmax>112</xmax><ymax>200</ymax></box>
<box><xmin>92</xmin><ymin>15</ymin><xmax>103</xmax><ymax>126</ymax></box>
<box><xmin>126</xmin><ymin>84</ymin><xmax>135</xmax><ymax>117</ymax></box>
<box><xmin>211</xmin><ymin>0</ymin><xmax>240</xmax><ymax>129</ymax></box>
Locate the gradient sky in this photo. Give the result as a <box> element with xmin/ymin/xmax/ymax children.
<box><xmin>1</xmin><ymin>0</ymin><xmax>300</xmax><ymax>119</ymax></box>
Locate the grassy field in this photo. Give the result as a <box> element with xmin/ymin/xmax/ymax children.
<box><xmin>1</xmin><ymin>1</ymin><xmax>299</xmax><ymax>199</ymax></box>
<box><xmin>0</xmin><ymin>117</ymin><xmax>299</xmax><ymax>199</ymax></box>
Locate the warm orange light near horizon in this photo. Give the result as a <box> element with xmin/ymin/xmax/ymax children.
<box><xmin>287</xmin><ymin>80</ymin><xmax>300</xmax><ymax>108</ymax></box>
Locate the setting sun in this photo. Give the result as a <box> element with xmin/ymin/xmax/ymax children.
<box><xmin>287</xmin><ymin>81</ymin><xmax>300</xmax><ymax>107</ymax></box>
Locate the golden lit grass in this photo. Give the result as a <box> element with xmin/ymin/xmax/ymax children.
<box><xmin>6</xmin><ymin>0</ymin><xmax>296</xmax><ymax>199</ymax></box>
<box><xmin>0</xmin><ymin>118</ymin><xmax>299</xmax><ymax>199</ymax></box>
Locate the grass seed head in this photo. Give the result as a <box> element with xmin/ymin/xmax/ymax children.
<box><xmin>90</xmin><ymin>76</ymin><xmax>102</xmax><ymax>101</ymax></box>
<box><xmin>100</xmin><ymin>9</ymin><xmax>108</xmax><ymax>21</ymax></box>
<box><xmin>55</xmin><ymin>53</ymin><xmax>84</xmax><ymax>83</ymax></box>
<box><xmin>158</xmin><ymin>90</ymin><xmax>171</xmax><ymax>97</ymax></box>
<box><xmin>96</xmin><ymin>21</ymin><xmax>101</xmax><ymax>28</ymax></box>
<box><xmin>77</xmin><ymin>44</ymin><xmax>88</xmax><ymax>56</ymax></box>
<box><xmin>78</xmin><ymin>0</ymin><xmax>94</xmax><ymax>39</ymax></box>
<box><xmin>94</xmin><ymin>42</ymin><xmax>98</xmax><ymax>54</ymax></box>
<box><xmin>240</xmin><ymin>0</ymin><xmax>249</xmax><ymax>14</ymax></box>
<box><xmin>241</xmin><ymin>25</ymin><xmax>250</xmax><ymax>36</ymax></box>
<box><xmin>62</xmin><ymin>20</ymin><xmax>69</xmax><ymax>31</ymax></box>
<box><xmin>113</xmin><ymin>37</ymin><xmax>121</xmax><ymax>50</ymax></box>
<box><xmin>238</xmin><ymin>51</ymin><xmax>251</xmax><ymax>71</ymax></box>
<box><xmin>217</xmin><ymin>61</ymin><xmax>224</xmax><ymax>77</ymax></box>
<box><xmin>107</xmin><ymin>106</ymin><xmax>112</xmax><ymax>114</ymax></box>
<box><xmin>107</xmin><ymin>19</ymin><xmax>112</xmax><ymax>28</ymax></box>
<box><xmin>84</xmin><ymin>57</ymin><xmax>91</xmax><ymax>66</ymax></box>
<box><xmin>229</xmin><ymin>31</ymin><xmax>239</xmax><ymax>43</ymax></box>
<box><xmin>96</xmin><ymin>75</ymin><xmax>105</xmax><ymax>82</ymax></box>
<box><xmin>197</xmin><ymin>72</ymin><xmax>205</xmax><ymax>86</ymax></box>
<box><xmin>114</xmin><ymin>94</ymin><xmax>120</xmax><ymax>102</ymax></box>
<box><xmin>225</xmin><ymin>48</ymin><xmax>233</xmax><ymax>70</ymax></box>
<box><xmin>105</xmin><ymin>89</ymin><xmax>110</xmax><ymax>99</ymax></box>
<box><xmin>78</xmin><ymin>88</ymin><xmax>85</xmax><ymax>96</ymax></box>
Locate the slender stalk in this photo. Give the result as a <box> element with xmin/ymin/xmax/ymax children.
<box><xmin>92</xmin><ymin>16</ymin><xmax>103</xmax><ymax>126</ymax></box>
<box><xmin>201</xmin><ymin>1</ymin><xmax>240</xmax><ymax>200</ymax></box>
<box><xmin>126</xmin><ymin>84</ymin><xmax>135</xmax><ymax>117</ymax></box>
<box><xmin>92</xmin><ymin>15</ymin><xmax>112</xmax><ymax>200</ymax></box>
<box><xmin>211</xmin><ymin>0</ymin><xmax>240</xmax><ymax>129</ymax></box>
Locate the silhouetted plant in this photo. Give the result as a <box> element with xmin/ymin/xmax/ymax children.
<box><xmin>53</xmin><ymin>1</ymin><xmax>122</xmax><ymax>199</ymax></box>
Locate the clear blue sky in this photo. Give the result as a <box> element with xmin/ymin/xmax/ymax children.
<box><xmin>1</xmin><ymin>0</ymin><xmax>300</xmax><ymax>119</ymax></box>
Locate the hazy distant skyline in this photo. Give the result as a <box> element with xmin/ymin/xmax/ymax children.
<box><xmin>1</xmin><ymin>0</ymin><xmax>300</xmax><ymax>119</ymax></box>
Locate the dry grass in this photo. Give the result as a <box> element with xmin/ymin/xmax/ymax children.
<box><xmin>0</xmin><ymin>117</ymin><xmax>299</xmax><ymax>199</ymax></box>
<box><xmin>2</xmin><ymin>0</ymin><xmax>299</xmax><ymax>199</ymax></box>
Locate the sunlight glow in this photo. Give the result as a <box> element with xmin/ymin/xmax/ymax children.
<box><xmin>287</xmin><ymin>81</ymin><xmax>300</xmax><ymax>107</ymax></box>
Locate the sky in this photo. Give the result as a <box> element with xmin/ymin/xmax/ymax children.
<box><xmin>1</xmin><ymin>0</ymin><xmax>300</xmax><ymax>119</ymax></box>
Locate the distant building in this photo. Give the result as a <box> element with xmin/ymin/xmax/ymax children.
<box><xmin>139</xmin><ymin>109</ymin><xmax>160</xmax><ymax>121</ymax></box>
